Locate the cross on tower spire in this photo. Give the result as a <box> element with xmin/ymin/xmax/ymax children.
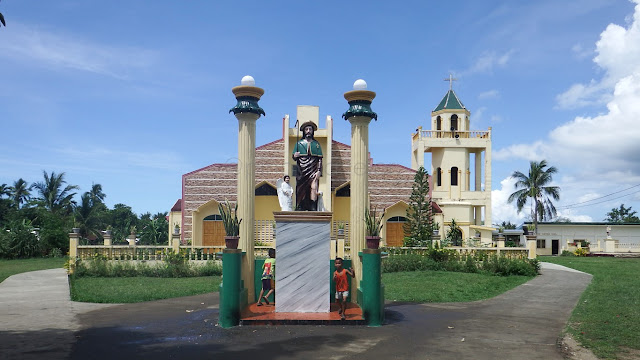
<box><xmin>444</xmin><ymin>74</ymin><xmax>457</xmax><ymax>90</ymax></box>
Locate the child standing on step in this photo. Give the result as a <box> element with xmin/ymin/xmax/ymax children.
<box><xmin>333</xmin><ymin>257</ymin><xmax>354</xmax><ymax>320</ymax></box>
<box><xmin>257</xmin><ymin>248</ymin><xmax>275</xmax><ymax>306</ymax></box>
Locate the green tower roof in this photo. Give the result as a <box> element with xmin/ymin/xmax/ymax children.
<box><xmin>433</xmin><ymin>89</ymin><xmax>466</xmax><ymax>112</ymax></box>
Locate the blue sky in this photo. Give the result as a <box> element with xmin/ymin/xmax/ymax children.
<box><xmin>1</xmin><ymin>0</ymin><xmax>640</xmax><ymax>224</ymax></box>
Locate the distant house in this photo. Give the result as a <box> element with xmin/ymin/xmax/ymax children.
<box><xmin>525</xmin><ymin>221</ymin><xmax>640</xmax><ymax>255</ymax></box>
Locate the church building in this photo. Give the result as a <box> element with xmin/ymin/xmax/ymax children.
<box><xmin>173</xmin><ymin>105</ymin><xmax>422</xmax><ymax>248</ymax></box>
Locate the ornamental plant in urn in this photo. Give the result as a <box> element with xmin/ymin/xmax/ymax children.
<box><xmin>219</xmin><ymin>200</ymin><xmax>242</xmax><ymax>249</ymax></box>
<box><xmin>364</xmin><ymin>207</ymin><xmax>384</xmax><ymax>249</ymax></box>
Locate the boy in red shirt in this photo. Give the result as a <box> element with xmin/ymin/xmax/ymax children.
<box><xmin>333</xmin><ymin>257</ymin><xmax>355</xmax><ymax>320</ymax></box>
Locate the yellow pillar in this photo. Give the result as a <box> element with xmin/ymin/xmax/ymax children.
<box><xmin>230</xmin><ymin>76</ymin><xmax>265</xmax><ymax>301</ymax></box>
<box><xmin>343</xmin><ymin>79</ymin><xmax>377</xmax><ymax>302</ymax></box>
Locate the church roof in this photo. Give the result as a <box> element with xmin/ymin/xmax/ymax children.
<box><xmin>433</xmin><ymin>89</ymin><xmax>465</xmax><ymax>112</ymax></box>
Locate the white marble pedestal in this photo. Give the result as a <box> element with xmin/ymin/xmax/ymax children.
<box><xmin>273</xmin><ymin>211</ymin><xmax>332</xmax><ymax>313</ymax></box>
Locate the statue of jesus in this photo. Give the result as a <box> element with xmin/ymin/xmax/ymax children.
<box><xmin>292</xmin><ymin>121</ymin><xmax>323</xmax><ymax>211</ymax></box>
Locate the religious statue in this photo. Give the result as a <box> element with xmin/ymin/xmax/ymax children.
<box><xmin>276</xmin><ymin>175</ymin><xmax>294</xmax><ymax>211</ymax></box>
<box><xmin>292</xmin><ymin>121</ymin><xmax>323</xmax><ymax>211</ymax></box>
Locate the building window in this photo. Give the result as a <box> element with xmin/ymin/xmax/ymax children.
<box><xmin>450</xmin><ymin>114</ymin><xmax>458</xmax><ymax>131</ymax></box>
<box><xmin>336</xmin><ymin>185</ymin><xmax>350</xmax><ymax>197</ymax></box>
<box><xmin>451</xmin><ymin>167</ymin><xmax>458</xmax><ymax>186</ymax></box>
<box><xmin>255</xmin><ymin>183</ymin><xmax>277</xmax><ymax>196</ymax></box>
<box><xmin>204</xmin><ymin>214</ymin><xmax>222</xmax><ymax>221</ymax></box>
<box><xmin>436</xmin><ymin>116</ymin><xmax>442</xmax><ymax>130</ymax></box>
<box><xmin>437</xmin><ymin>167</ymin><xmax>442</xmax><ymax>186</ymax></box>
<box><xmin>537</xmin><ymin>239</ymin><xmax>546</xmax><ymax>248</ymax></box>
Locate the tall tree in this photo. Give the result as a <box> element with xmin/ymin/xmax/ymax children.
<box><xmin>605</xmin><ymin>204</ymin><xmax>640</xmax><ymax>223</ymax></box>
<box><xmin>106</xmin><ymin>203</ymin><xmax>138</xmax><ymax>243</ymax></box>
<box><xmin>10</xmin><ymin>178</ymin><xmax>32</xmax><ymax>209</ymax></box>
<box><xmin>33</xmin><ymin>171</ymin><xmax>79</xmax><ymax>216</ymax></box>
<box><xmin>508</xmin><ymin>160</ymin><xmax>560</xmax><ymax>234</ymax></box>
<box><xmin>73</xmin><ymin>192</ymin><xmax>103</xmax><ymax>242</ymax></box>
<box><xmin>404</xmin><ymin>166</ymin><xmax>433</xmax><ymax>247</ymax></box>
<box><xmin>0</xmin><ymin>183</ymin><xmax>10</xmax><ymax>198</ymax></box>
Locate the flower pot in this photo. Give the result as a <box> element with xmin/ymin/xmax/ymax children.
<box><xmin>173</xmin><ymin>227</ymin><xmax>180</xmax><ymax>235</ymax></box>
<box><xmin>72</xmin><ymin>228</ymin><xmax>80</xmax><ymax>234</ymax></box>
<box><xmin>225</xmin><ymin>236</ymin><xmax>240</xmax><ymax>249</ymax></box>
<box><xmin>105</xmin><ymin>230</ymin><xmax>112</xmax><ymax>236</ymax></box>
<box><xmin>366</xmin><ymin>236</ymin><xmax>381</xmax><ymax>249</ymax></box>
<box><xmin>338</xmin><ymin>229</ymin><xmax>344</xmax><ymax>236</ymax></box>
<box><xmin>433</xmin><ymin>230</ymin><xmax>439</xmax><ymax>236</ymax></box>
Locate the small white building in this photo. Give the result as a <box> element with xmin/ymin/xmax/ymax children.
<box><xmin>525</xmin><ymin>222</ymin><xmax>640</xmax><ymax>255</ymax></box>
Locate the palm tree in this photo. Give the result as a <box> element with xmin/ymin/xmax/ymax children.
<box><xmin>89</xmin><ymin>183</ymin><xmax>106</xmax><ymax>206</ymax></box>
<box><xmin>508</xmin><ymin>160</ymin><xmax>560</xmax><ymax>234</ymax></box>
<box><xmin>10</xmin><ymin>178</ymin><xmax>32</xmax><ymax>209</ymax></box>
<box><xmin>74</xmin><ymin>192</ymin><xmax>102</xmax><ymax>242</ymax></box>
<box><xmin>0</xmin><ymin>183</ymin><xmax>10</xmax><ymax>198</ymax></box>
<box><xmin>33</xmin><ymin>171</ymin><xmax>79</xmax><ymax>215</ymax></box>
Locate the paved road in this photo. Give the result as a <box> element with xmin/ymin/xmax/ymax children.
<box><xmin>0</xmin><ymin>263</ymin><xmax>592</xmax><ymax>360</ymax></box>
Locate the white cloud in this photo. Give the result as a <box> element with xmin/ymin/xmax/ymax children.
<box><xmin>492</xmin><ymin>177</ymin><xmax>528</xmax><ymax>225</ymax></box>
<box><xmin>0</xmin><ymin>23</ymin><xmax>156</xmax><ymax>79</ymax></box>
<box><xmin>557</xmin><ymin>0</ymin><xmax>640</xmax><ymax>109</ymax></box>
<box><xmin>478</xmin><ymin>90</ymin><xmax>500</xmax><ymax>99</ymax></box>
<box><xmin>571</xmin><ymin>43</ymin><xmax>593</xmax><ymax>59</ymax></box>
<box><xmin>461</xmin><ymin>50</ymin><xmax>514</xmax><ymax>76</ymax></box>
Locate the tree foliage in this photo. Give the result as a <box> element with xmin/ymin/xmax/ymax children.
<box><xmin>508</xmin><ymin>160</ymin><xmax>560</xmax><ymax>234</ymax></box>
<box><xmin>33</xmin><ymin>171</ymin><xmax>79</xmax><ymax>216</ymax></box>
<box><xmin>446</xmin><ymin>218</ymin><xmax>463</xmax><ymax>246</ymax></box>
<box><xmin>404</xmin><ymin>166</ymin><xmax>433</xmax><ymax>247</ymax></box>
<box><xmin>605</xmin><ymin>204</ymin><xmax>640</xmax><ymax>223</ymax></box>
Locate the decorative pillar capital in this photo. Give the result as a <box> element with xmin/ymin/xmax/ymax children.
<box><xmin>230</xmin><ymin>76</ymin><xmax>265</xmax><ymax>117</ymax></box>
<box><xmin>343</xmin><ymin>79</ymin><xmax>377</xmax><ymax>121</ymax></box>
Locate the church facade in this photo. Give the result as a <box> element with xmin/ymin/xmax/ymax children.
<box><xmin>175</xmin><ymin>105</ymin><xmax>421</xmax><ymax>248</ymax></box>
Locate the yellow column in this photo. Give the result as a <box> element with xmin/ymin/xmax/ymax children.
<box><xmin>231</xmin><ymin>76</ymin><xmax>265</xmax><ymax>301</ymax></box>
<box><xmin>343</xmin><ymin>80</ymin><xmax>377</xmax><ymax>302</ymax></box>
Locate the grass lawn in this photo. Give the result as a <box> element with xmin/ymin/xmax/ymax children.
<box><xmin>383</xmin><ymin>270</ymin><xmax>533</xmax><ymax>302</ymax></box>
<box><xmin>69</xmin><ymin>276</ymin><xmax>221</xmax><ymax>303</ymax></box>
<box><xmin>541</xmin><ymin>256</ymin><xmax>640</xmax><ymax>359</ymax></box>
<box><xmin>0</xmin><ymin>257</ymin><xmax>66</xmax><ymax>283</ymax></box>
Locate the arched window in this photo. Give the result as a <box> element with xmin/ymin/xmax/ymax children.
<box><xmin>437</xmin><ymin>167</ymin><xmax>442</xmax><ymax>186</ymax></box>
<box><xmin>204</xmin><ymin>214</ymin><xmax>222</xmax><ymax>221</ymax></box>
<box><xmin>450</xmin><ymin>114</ymin><xmax>458</xmax><ymax>131</ymax></box>
<box><xmin>451</xmin><ymin>167</ymin><xmax>458</xmax><ymax>186</ymax></box>
<box><xmin>436</xmin><ymin>116</ymin><xmax>442</xmax><ymax>130</ymax></box>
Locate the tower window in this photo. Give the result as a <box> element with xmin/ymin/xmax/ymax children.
<box><xmin>437</xmin><ymin>167</ymin><xmax>442</xmax><ymax>186</ymax></box>
<box><xmin>436</xmin><ymin>116</ymin><xmax>442</xmax><ymax>131</ymax></box>
<box><xmin>451</xmin><ymin>115</ymin><xmax>458</xmax><ymax>131</ymax></box>
<box><xmin>451</xmin><ymin>167</ymin><xmax>458</xmax><ymax>186</ymax></box>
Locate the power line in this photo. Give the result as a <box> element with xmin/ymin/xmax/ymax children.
<box><xmin>556</xmin><ymin>183</ymin><xmax>640</xmax><ymax>209</ymax></box>
<box><xmin>558</xmin><ymin>189</ymin><xmax>640</xmax><ymax>210</ymax></box>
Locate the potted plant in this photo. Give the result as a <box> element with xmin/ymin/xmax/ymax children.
<box><xmin>337</xmin><ymin>223</ymin><xmax>345</xmax><ymax>236</ymax></box>
<box><xmin>364</xmin><ymin>207</ymin><xmax>384</xmax><ymax>249</ymax></box>
<box><xmin>105</xmin><ymin>225</ymin><xmax>113</xmax><ymax>236</ymax></box>
<box><xmin>219</xmin><ymin>200</ymin><xmax>242</xmax><ymax>249</ymax></box>
<box><xmin>173</xmin><ymin>223</ymin><xmax>180</xmax><ymax>235</ymax></box>
<box><xmin>432</xmin><ymin>222</ymin><xmax>440</xmax><ymax>236</ymax></box>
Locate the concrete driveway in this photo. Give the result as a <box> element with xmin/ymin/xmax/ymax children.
<box><xmin>0</xmin><ymin>263</ymin><xmax>591</xmax><ymax>360</ymax></box>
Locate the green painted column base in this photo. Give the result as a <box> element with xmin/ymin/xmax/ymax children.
<box><xmin>219</xmin><ymin>249</ymin><xmax>244</xmax><ymax>328</ymax></box>
<box><xmin>361</xmin><ymin>249</ymin><xmax>384</xmax><ymax>326</ymax></box>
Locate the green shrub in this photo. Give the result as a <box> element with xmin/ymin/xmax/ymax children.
<box><xmin>560</xmin><ymin>250</ymin><xmax>575</xmax><ymax>257</ymax></box>
<box><xmin>574</xmin><ymin>248</ymin><xmax>589</xmax><ymax>257</ymax></box>
<box><xmin>73</xmin><ymin>257</ymin><xmax>222</xmax><ymax>278</ymax></box>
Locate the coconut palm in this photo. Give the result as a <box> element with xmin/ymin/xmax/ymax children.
<box><xmin>33</xmin><ymin>171</ymin><xmax>79</xmax><ymax>215</ymax></box>
<box><xmin>10</xmin><ymin>178</ymin><xmax>32</xmax><ymax>209</ymax></box>
<box><xmin>508</xmin><ymin>160</ymin><xmax>560</xmax><ymax>234</ymax></box>
<box><xmin>73</xmin><ymin>192</ymin><xmax>103</xmax><ymax>242</ymax></box>
<box><xmin>0</xmin><ymin>183</ymin><xmax>10</xmax><ymax>198</ymax></box>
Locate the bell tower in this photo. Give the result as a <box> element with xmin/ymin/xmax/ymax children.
<box><xmin>411</xmin><ymin>76</ymin><xmax>494</xmax><ymax>244</ymax></box>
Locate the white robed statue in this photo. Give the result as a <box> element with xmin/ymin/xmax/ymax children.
<box><xmin>276</xmin><ymin>175</ymin><xmax>294</xmax><ymax>211</ymax></box>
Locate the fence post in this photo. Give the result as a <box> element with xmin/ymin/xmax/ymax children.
<box><xmin>526</xmin><ymin>234</ymin><xmax>537</xmax><ymax>259</ymax></box>
<box><xmin>497</xmin><ymin>235</ymin><xmax>505</xmax><ymax>256</ymax></box>
<box><xmin>68</xmin><ymin>231</ymin><xmax>79</xmax><ymax>274</ymax></box>
<box><xmin>605</xmin><ymin>238</ymin><xmax>616</xmax><ymax>253</ymax></box>
<box><xmin>172</xmin><ymin>233</ymin><xmax>180</xmax><ymax>253</ymax></box>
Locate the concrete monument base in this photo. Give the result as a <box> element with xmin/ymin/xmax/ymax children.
<box><xmin>273</xmin><ymin>211</ymin><xmax>332</xmax><ymax>313</ymax></box>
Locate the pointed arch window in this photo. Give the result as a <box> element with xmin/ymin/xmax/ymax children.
<box><xmin>450</xmin><ymin>114</ymin><xmax>458</xmax><ymax>131</ymax></box>
<box><xmin>451</xmin><ymin>167</ymin><xmax>458</xmax><ymax>186</ymax></box>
